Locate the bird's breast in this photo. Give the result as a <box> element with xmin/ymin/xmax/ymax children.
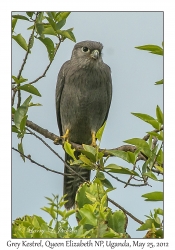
<box><xmin>60</xmin><ymin>66</ymin><xmax>110</xmax><ymax>143</ymax></box>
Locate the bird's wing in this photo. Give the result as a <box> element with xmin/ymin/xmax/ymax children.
<box><xmin>55</xmin><ymin>60</ymin><xmax>70</xmax><ymax>136</ymax></box>
<box><xmin>103</xmin><ymin>64</ymin><xmax>113</xmax><ymax>123</ymax></box>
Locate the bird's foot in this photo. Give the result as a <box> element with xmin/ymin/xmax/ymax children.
<box><xmin>54</xmin><ymin>137</ymin><xmax>61</xmax><ymax>145</ymax></box>
<box><xmin>54</xmin><ymin>129</ymin><xmax>70</xmax><ymax>145</ymax></box>
<box><xmin>61</xmin><ymin>129</ymin><xmax>70</xmax><ymax>142</ymax></box>
<box><xmin>91</xmin><ymin>131</ymin><xmax>97</xmax><ymax>147</ymax></box>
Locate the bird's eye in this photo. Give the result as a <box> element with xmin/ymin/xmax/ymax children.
<box><xmin>82</xmin><ymin>47</ymin><xmax>89</xmax><ymax>53</ymax></box>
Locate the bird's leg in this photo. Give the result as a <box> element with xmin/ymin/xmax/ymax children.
<box><xmin>91</xmin><ymin>131</ymin><xmax>97</xmax><ymax>147</ymax></box>
<box><xmin>54</xmin><ymin>129</ymin><xmax>70</xmax><ymax>145</ymax></box>
<box><xmin>61</xmin><ymin>129</ymin><xmax>70</xmax><ymax>142</ymax></box>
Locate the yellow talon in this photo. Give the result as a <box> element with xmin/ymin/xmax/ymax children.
<box><xmin>61</xmin><ymin>129</ymin><xmax>70</xmax><ymax>141</ymax></box>
<box><xmin>91</xmin><ymin>131</ymin><xmax>97</xmax><ymax>147</ymax></box>
<box><xmin>54</xmin><ymin>137</ymin><xmax>60</xmax><ymax>145</ymax></box>
<box><xmin>54</xmin><ymin>129</ymin><xmax>70</xmax><ymax>145</ymax></box>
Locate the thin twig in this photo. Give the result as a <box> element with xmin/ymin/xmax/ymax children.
<box><xmin>28</xmin><ymin>40</ymin><xmax>61</xmax><ymax>85</ymax></box>
<box><xmin>16</xmin><ymin>12</ymin><xmax>39</xmax><ymax>108</ymax></box>
<box><xmin>26</xmin><ymin>128</ymin><xmax>87</xmax><ymax>183</ymax></box>
<box><xmin>124</xmin><ymin>164</ymin><xmax>137</xmax><ymax>188</ymax></box>
<box><xmin>12</xmin><ymin>147</ymin><xmax>70</xmax><ymax>177</ymax></box>
<box><xmin>103</xmin><ymin>170</ymin><xmax>150</xmax><ymax>187</ymax></box>
<box><xmin>143</xmin><ymin>126</ymin><xmax>163</xmax><ymax>141</ymax></box>
<box><xmin>17</xmin><ymin>12</ymin><xmax>39</xmax><ymax>80</ymax></box>
<box><xmin>12</xmin><ymin>90</ymin><xmax>17</xmax><ymax>106</ymax></box>
<box><xmin>108</xmin><ymin>197</ymin><xmax>144</xmax><ymax>225</ymax></box>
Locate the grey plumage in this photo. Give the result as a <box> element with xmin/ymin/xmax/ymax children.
<box><xmin>56</xmin><ymin>40</ymin><xmax>112</xmax><ymax>209</ymax></box>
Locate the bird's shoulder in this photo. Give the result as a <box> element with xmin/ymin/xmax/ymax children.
<box><xmin>58</xmin><ymin>60</ymin><xmax>71</xmax><ymax>79</ymax></box>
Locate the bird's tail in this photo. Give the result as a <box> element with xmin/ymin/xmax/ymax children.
<box><xmin>63</xmin><ymin>152</ymin><xmax>91</xmax><ymax>209</ymax></box>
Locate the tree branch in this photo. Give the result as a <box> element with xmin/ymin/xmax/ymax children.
<box><xmin>104</xmin><ymin>170</ymin><xmax>150</xmax><ymax>187</ymax></box>
<box><xmin>108</xmin><ymin>197</ymin><xmax>144</xmax><ymax>225</ymax></box>
<box><xmin>25</xmin><ymin>128</ymin><xmax>87</xmax><ymax>183</ymax></box>
<box><xmin>12</xmin><ymin>147</ymin><xmax>70</xmax><ymax>177</ymax></box>
<box><xmin>28</xmin><ymin>39</ymin><xmax>61</xmax><ymax>85</ymax></box>
<box><xmin>16</xmin><ymin>12</ymin><xmax>39</xmax><ymax>108</ymax></box>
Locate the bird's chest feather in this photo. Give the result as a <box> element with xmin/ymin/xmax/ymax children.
<box><xmin>59</xmin><ymin>61</ymin><xmax>110</xmax><ymax>142</ymax></box>
<box><xmin>63</xmin><ymin>67</ymin><xmax>107</xmax><ymax>107</ymax></box>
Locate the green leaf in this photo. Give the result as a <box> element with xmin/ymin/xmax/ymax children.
<box><xmin>143</xmin><ymin>172</ymin><xmax>158</xmax><ymax>181</ymax></box>
<box><xmin>124</xmin><ymin>138</ymin><xmax>151</xmax><ymax>157</ymax></box>
<box><xmin>28</xmin><ymin>102</ymin><xmax>42</xmax><ymax>107</ymax></box>
<box><xmin>105</xmin><ymin>164</ymin><xmax>139</xmax><ymax>176</ymax></box>
<box><xmin>12</xmin><ymin>125</ymin><xmax>19</xmax><ymax>133</ymax></box>
<box><xmin>56</xmin><ymin>19</ymin><xmax>66</xmax><ymax>30</ymax></box>
<box><xmin>106</xmin><ymin>150</ymin><xmax>135</xmax><ymax>164</ymax></box>
<box><xmin>14</xmin><ymin>95</ymin><xmax>32</xmax><ymax>129</ymax></box>
<box><xmin>55</xmin><ymin>12</ymin><xmax>71</xmax><ymax>22</ymax></box>
<box><xmin>135</xmin><ymin>44</ymin><xmax>163</xmax><ymax>56</ymax></box>
<box><xmin>12</xmin><ymin>34</ymin><xmax>28</xmax><ymax>51</ymax></box>
<box><xmin>42</xmin><ymin>26</ymin><xmax>57</xmax><ymax>36</ymax></box>
<box><xmin>96</xmin><ymin>172</ymin><xmax>105</xmax><ymax>180</ymax></box>
<box><xmin>142</xmin><ymin>191</ymin><xmax>163</xmax><ymax>201</ymax></box>
<box><xmin>79</xmin><ymin>155</ymin><xmax>93</xmax><ymax>166</ymax></box>
<box><xmin>12</xmin><ymin>107</ymin><xmax>16</xmax><ymax>114</ymax></box>
<box><xmin>155</xmin><ymin>228</ymin><xmax>163</xmax><ymax>238</ymax></box>
<box><xmin>82</xmin><ymin>144</ymin><xmax>96</xmax><ymax>155</ymax></box>
<box><xmin>156</xmin><ymin>149</ymin><xmax>163</xmax><ymax>165</ymax></box>
<box><xmin>131</xmin><ymin>112</ymin><xmax>161</xmax><ymax>129</ymax></box>
<box><xmin>132</xmin><ymin>112</ymin><xmax>154</xmax><ymax>122</ymax></box>
<box><xmin>12</xmin><ymin>18</ymin><xmax>17</xmax><ymax>33</ymax></box>
<box><xmin>156</xmin><ymin>105</ymin><xmax>163</xmax><ymax>125</ymax></box>
<box><xmin>101</xmin><ymin>178</ymin><xmax>113</xmax><ymax>189</ymax></box>
<box><xmin>85</xmin><ymin>192</ymin><xmax>97</xmax><ymax>203</ymax></box>
<box><xmin>137</xmin><ymin>219</ymin><xmax>157</xmax><ymax>231</ymax></box>
<box><xmin>36</xmin><ymin>23</ymin><xmax>44</xmax><ymax>36</ymax></box>
<box><xmin>155</xmin><ymin>79</ymin><xmax>163</xmax><ymax>85</ymax></box>
<box><xmin>37</xmin><ymin>12</ymin><xmax>44</xmax><ymax>23</ymax></box>
<box><xmin>155</xmin><ymin>208</ymin><xmax>163</xmax><ymax>216</ymax></box>
<box><xmin>12</xmin><ymin>75</ymin><xmax>28</xmax><ymax>85</ymax></box>
<box><xmin>45</xmin><ymin>17</ymin><xmax>56</xmax><ymax>31</ymax></box>
<box><xmin>38</xmin><ymin>37</ymin><xmax>55</xmax><ymax>61</ymax></box>
<box><xmin>64</xmin><ymin>209</ymin><xmax>75</xmax><ymax>219</ymax></box>
<box><xmin>64</xmin><ymin>141</ymin><xmax>76</xmax><ymax>160</ymax></box>
<box><xmin>20</xmin><ymin>115</ymin><xmax>28</xmax><ymax>132</ymax></box>
<box><xmin>154</xmin><ymin>165</ymin><xmax>163</xmax><ymax>174</ymax></box>
<box><xmin>147</xmin><ymin>131</ymin><xmax>163</xmax><ymax>141</ymax></box>
<box><xmin>107</xmin><ymin>210</ymin><xmax>127</xmax><ymax>233</ymax></box>
<box><xmin>46</xmin><ymin>12</ymin><xmax>55</xmax><ymax>19</ymax></box>
<box><xmin>59</xmin><ymin>29</ymin><xmax>76</xmax><ymax>42</ymax></box>
<box><xmin>18</xmin><ymin>142</ymin><xmax>25</xmax><ymax>162</ymax></box>
<box><xmin>96</xmin><ymin>122</ymin><xmax>106</xmax><ymax>141</ymax></box>
<box><xmin>12</xmin><ymin>15</ymin><xmax>29</xmax><ymax>21</ymax></box>
<box><xmin>26</xmin><ymin>12</ymin><xmax>35</xmax><ymax>18</ymax></box>
<box><xmin>18</xmin><ymin>84</ymin><xmax>41</xmax><ymax>97</ymax></box>
<box><xmin>79</xmin><ymin>208</ymin><xmax>97</xmax><ymax>226</ymax></box>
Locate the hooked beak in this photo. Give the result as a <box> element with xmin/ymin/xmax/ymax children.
<box><xmin>90</xmin><ymin>50</ymin><xmax>99</xmax><ymax>60</ymax></box>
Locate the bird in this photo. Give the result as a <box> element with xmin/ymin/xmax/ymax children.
<box><xmin>55</xmin><ymin>40</ymin><xmax>112</xmax><ymax>209</ymax></box>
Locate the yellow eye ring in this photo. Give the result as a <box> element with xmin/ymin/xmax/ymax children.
<box><xmin>82</xmin><ymin>46</ymin><xmax>89</xmax><ymax>53</ymax></box>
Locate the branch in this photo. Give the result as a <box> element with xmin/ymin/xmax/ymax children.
<box><xmin>143</xmin><ymin>126</ymin><xmax>163</xmax><ymax>141</ymax></box>
<box><xmin>108</xmin><ymin>197</ymin><xmax>144</xmax><ymax>225</ymax></box>
<box><xmin>24</xmin><ymin>118</ymin><xmax>138</xmax><ymax>156</ymax></box>
<box><xmin>28</xmin><ymin>40</ymin><xmax>61</xmax><ymax>85</ymax></box>
<box><xmin>12</xmin><ymin>147</ymin><xmax>70</xmax><ymax>177</ymax></box>
<box><xmin>104</xmin><ymin>170</ymin><xmax>150</xmax><ymax>187</ymax></box>
<box><xmin>16</xmin><ymin>12</ymin><xmax>39</xmax><ymax>108</ymax></box>
<box><xmin>25</xmin><ymin>128</ymin><xmax>87</xmax><ymax>183</ymax></box>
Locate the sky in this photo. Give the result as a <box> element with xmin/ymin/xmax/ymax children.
<box><xmin>11</xmin><ymin>12</ymin><xmax>163</xmax><ymax>238</ymax></box>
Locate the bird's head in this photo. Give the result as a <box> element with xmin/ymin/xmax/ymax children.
<box><xmin>71</xmin><ymin>40</ymin><xmax>104</xmax><ymax>68</ymax></box>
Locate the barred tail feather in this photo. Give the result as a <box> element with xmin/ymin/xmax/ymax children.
<box><xmin>63</xmin><ymin>152</ymin><xmax>90</xmax><ymax>209</ymax></box>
